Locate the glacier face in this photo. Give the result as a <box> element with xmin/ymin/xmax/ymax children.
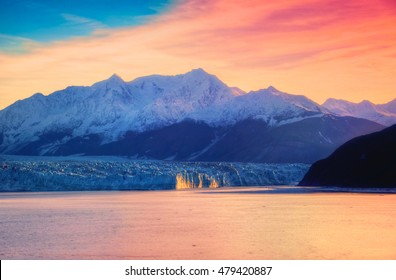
<box><xmin>0</xmin><ymin>156</ymin><xmax>309</xmax><ymax>191</ymax></box>
<box><xmin>0</xmin><ymin>68</ymin><xmax>325</xmax><ymax>153</ymax></box>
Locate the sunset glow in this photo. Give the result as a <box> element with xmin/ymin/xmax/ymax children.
<box><xmin>1</xmin><ymin>0</ymin><xmax>395</xmax><ymax>109</ymax></box>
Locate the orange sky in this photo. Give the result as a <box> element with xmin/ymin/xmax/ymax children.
<box><xmin>1</xmin><ymin>0</ymin><xmax>396</xmax><ymax>109</ymax></box>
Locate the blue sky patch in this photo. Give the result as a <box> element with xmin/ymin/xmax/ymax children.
<box><xmin>0</xmin><ymin>0</ymin><xmax>174</xmax><ymax>52</ymax></box>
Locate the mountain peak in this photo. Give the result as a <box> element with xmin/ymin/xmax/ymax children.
<box><xmin>107</xmin><ymin>73</ymin><xmax>124</xmax><ymax>82</ymax></box>
<box><xmin>267</xmin><ymin>85</ymin><xmax>278</xmax><ymax>91</ymax></box>
<box><xmin>189</xmin><ymin>68</ymin><xmax>209</xmax><ymax>75</ymax></box>
<box><xmin>360</xmin><ymin>99</ymin><xmax>374</xmax><ymax>106</ymax></box>
<box><xmin>2</xmin><ymin>68</ymin><xmax>388</xmax><ymax>158</ymax></box>
<box><xmin>323</xmin><ymin>98</ymin><xmax>347</xmax><ymax>106</ymax></box>
<box><xmin>322</xmin><ymin>97</ymin><xmax>338</xmax><ymax>104</ymax></box>
<box><xmin>322</xmin><ymin>97</ymin><xmax>396</xmax><ymax>126</ymax></box>
<box><xmin>184</xmin><ymin>68</ymin><xmax>214</xmax><ymax>80</ymax></box>
<box><xmin>31</xmin><ymin>92</ymin><xmax>44</xmax><ymax>99</ymax></box>
<box><xmin>92</xmin><ymin>73</ymin><xmax>125</xmax><ymax>89</ymax></box>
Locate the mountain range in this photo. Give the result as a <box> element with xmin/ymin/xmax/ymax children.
<box><xmin>0</xmin><ymin>68</ymin><xmax>390</xmax><ymax>163</ymax></box>
<box><xmin>322</xmin><ymin>98</ymin><xmax>396</xmax><ymax>126</ymax></box>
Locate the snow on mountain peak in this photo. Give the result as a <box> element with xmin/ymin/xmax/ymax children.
<box><xmin>266</xmin><ymin>85</ymin><xmax>278</xmax><ymax>92</ymax></box>
<box><xmin>230</xmin><ymin>87</ymin><xmax>246</xmax><ymax>96</ymax></box>
<box><xmin>322</xmin><ymin>98</ymin><xmax>396</xmax><ymax>126</ymax></box>
<box><xmin>92</xmin><ymin>73</ymin><xmax>126</xmax><ymax>90</ymax></box>
<box><xmin>180</xmin><ymin>68</ymin><xmax>227</xmax><ymax>87</ymax></box>
<box><xmin>378</xmin><ymin>98</ymin><xmax>396</xmax><ymax>114</ymax></box>
<box><xmin>187</xmin><ymin>67</ymin><xmax>208</xmax><ymax>76</ymax></box>
<box><xmin>250</xmin><ymin>87</ymin><xmax>323</xmax><ymax>112</ymax></box>
<box><xmin>108</xmin><ymin>73</ymin><xmax>124</xmax><ymax>82</ymax></box>
<box><xmin>0</xmin><ymin>69</ymin><xmax>330</xmax><ymax>151</ymax></box>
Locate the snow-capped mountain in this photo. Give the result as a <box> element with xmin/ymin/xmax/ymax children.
<box><xmin>228</xmin><ymin>86</ymin><xmax>325</xmax><ymax>126</ymax></box>
<box><xmin>0</xmin><ymin>69</ymin><xmax>323</xmax><ymax>150</ymax></box>
<box><xmin>322</xmin><ymin>98</ymin><xmax>396</xmax><ymax>126</ymax></box>
<box><xmin>0</xmin><ymin>69</ymin><xmax>384</xmax><ymax>162</ymax></box>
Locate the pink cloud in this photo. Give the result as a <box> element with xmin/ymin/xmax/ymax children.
<box><xmin>0</xmin><ymin>0</ymin><xmax>396</xmax><ymax>108</ymax></box>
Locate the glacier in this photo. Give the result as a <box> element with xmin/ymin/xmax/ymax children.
<box><xmin>0</xmin><ymin>156</ymin><xmax>309</xmax><ymax>191</ymax></box>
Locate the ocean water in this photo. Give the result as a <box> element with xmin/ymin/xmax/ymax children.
<box><xmin>0</xmin><ymin>187</ymin><xmax>395</xmax><ymax>260</ymax></box>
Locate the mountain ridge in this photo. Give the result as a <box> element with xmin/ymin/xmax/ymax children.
<box><xmin>0</xmin><ymin>69</ymin><xmax>324</xmax><ymax>147</ymax></box>
<box><xmin>322</xmin><ymin>97</ymin><xmax>396</xmax><ymax>126</ymax></box>
<box><xmin>0</xmin><ymin>69</ymin><xmax>387</xmax><ymax>162</ymax></box>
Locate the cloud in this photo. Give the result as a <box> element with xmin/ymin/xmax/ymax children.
<box><xmin>0</xmin><ymin>0</ymin><xmax>396</xmax><ymax>108</ymax></box>
<box><xmin>0</xmin><ymin>34</ymin><xmax>39</xmax><ymax>54</ymax></box>
<box><xmin>60</xmin><ymin>13</ymin><xmax>107</xmax><ymax>30</ymax></box>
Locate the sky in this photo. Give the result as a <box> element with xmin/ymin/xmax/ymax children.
<box><xmin>0</xmin><ymin>0</ymin><xmax>395</xmax><ymax>109</ymax></box>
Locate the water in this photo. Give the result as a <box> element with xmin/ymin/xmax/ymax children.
<box><xmin>1</xmin><ymin>187</ymin><xmax>395</xmax><ymax>259</ymax></box>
